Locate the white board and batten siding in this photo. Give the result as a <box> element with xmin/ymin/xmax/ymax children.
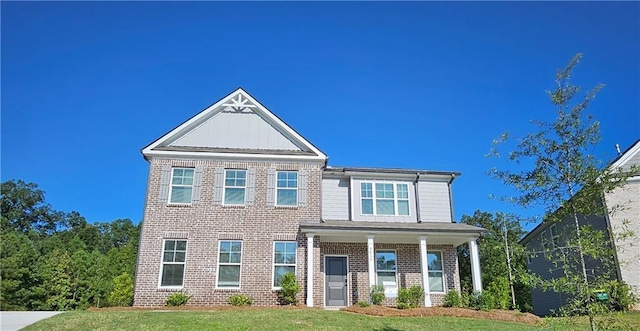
<box><xmin>169</xmin><ymin>111</ymin><xmax>303</xmax><ymax>151</ymax></box>
<box><xmin>418</xmin><ymin>181</ymin><xmax>452</xmax><ymax>222</ymax></box>
<box><xmin>322</xmin><ymin>177</ymin><xmax>349</xmax><ymax>220</ymax></box>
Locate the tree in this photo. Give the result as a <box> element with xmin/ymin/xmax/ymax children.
<box><xmin>489</xmin><ymin>53</ymin><xmax>635</xmax><ymax>330</ymax></box>
<box><xmin>458</xmin><ymin>211</ymin><xmax>530</xmax><ymax>311</ymax></box>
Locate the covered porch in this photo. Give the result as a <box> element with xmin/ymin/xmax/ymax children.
<box><xmin>300</xmin><ymin>221</ymin><xmax>485</xmax><ymax>308</ymax></box>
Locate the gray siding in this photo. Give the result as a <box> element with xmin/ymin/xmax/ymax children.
<box><xmin>322</xmin><ymin>177</ymin><xmax>349</xmax><ymax>220</ymax></box>
<box><xmin>418</xmin><ymin>181</ymin><xmax>452</xmax><ymax>222</ymax></box>
<box><xmin>169</xmin><ymin>111</ymin><xmax>302</xmax><ymax>151</ymax></box>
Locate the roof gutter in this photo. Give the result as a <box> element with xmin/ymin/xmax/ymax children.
<box><xmin>415</xmin><ymin>173</ymin><xmax>421</xmax><ymax>223</ymax></box>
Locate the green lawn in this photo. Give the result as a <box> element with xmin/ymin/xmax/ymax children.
<box><xmin>23</xmin><ymin>309</ymin><xmax>640</xmax><ymax>331</ymax></box>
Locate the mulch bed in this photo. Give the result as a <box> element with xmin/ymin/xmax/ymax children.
<box><xmin>341</xmin><ymin>305</ymin><xmax>542</xmax><ymax>325</ymax></box>
<box><xmin>87</xmin><ymin>305</ymin><xmax>306</xmax><ymax>312</ymax></box>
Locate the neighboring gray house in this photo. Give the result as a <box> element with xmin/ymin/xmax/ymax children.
<box><xmin>520</xmin><ymin>140</ymin><xmax>640</xmax><ymax>316</ymax></box>
<box><xmin>133</xmin><ymin>88</ymin><xmax>485</xmax><ymax>308</ymax></box>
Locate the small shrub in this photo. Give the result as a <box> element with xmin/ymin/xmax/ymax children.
<box><xmin>278</xmin><ymin>272</ymin><xmax>301</xmax><ymax>305</ymax></box>
<box><xmin>470</xmin><ymin>291</ymin><xmax>494</xmax><ymax>311</ymax></box>
<box><xmin>108</xmin><ymin>273</ymin><xmax>133</xmax><ymax>307</ymax></box>
<box><xmin>443</xmin><ymin>290</ymin><xmax>462</xmax><ymax>308</ymax></box>
<box><xmin>356</xmin><ymin>301</ymin><xmax>370</xmax><ymax>308</ymax></box>
<box><xmin>396</xmin><ymin>302</ymin><xmax>410</xmax><ymax>310</ymax></box>
<box><xmin>228</xmin><ymin>294</ymin><xmax>253</xmax><ymax>306</ymax></box>
<box><xmin>370</xmin><ymin>285</ymin><xmax>385</xmax><ymax>305</ymax></box>
<box><xmin>605</xmin><ymin>280</ymin><xmax>639</xmax><ymax>312</ymax></box>
<box><xmin>166</xmin><ymin>292</ymin><xmax>191</xmax><ymax>307</ymax></box>
<box><xmin>396</xmin><ymin>285</ymin><xmax>424</xmax><ymax>308</ymax></box>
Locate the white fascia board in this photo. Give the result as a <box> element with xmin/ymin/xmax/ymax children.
<box><xmin>144</xmin><ymin>150</ymin><xmax>327</xmax><ymax>163</ymax></box>
<box><xmin>345</xmin><ymin>171</ymin><xmax>453</xmax><ymax>181</ymax></box>
<box><xmin>142</xmin><ymin>88</ymin><xmax>327</xmax><ymax>160</ymax></box>
<box><xmin>610</xmin><ymin>141</ymin><xmax>640</xmax><ymax>170</ymax></box>
<box><xmin>240</xmin><ymin>90</ymin><xmax>327</xmax><ymax>160</ymax></box>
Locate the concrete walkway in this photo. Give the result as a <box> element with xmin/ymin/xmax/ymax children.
<box><xmin>0</xmin><ymin>311</ymin><xmax>64</xmax><ymax>331</ymax></box>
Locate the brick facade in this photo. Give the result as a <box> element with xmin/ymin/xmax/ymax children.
<box><xmin>133</xmin><ymin>158</ymin><xmax>322</xmax><ymax>306</ymax></box>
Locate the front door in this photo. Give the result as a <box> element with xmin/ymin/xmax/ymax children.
<box><xmin>325</xmin><ymin>256</ymin><xmax>348</xmax><ymax>306</ymax></box>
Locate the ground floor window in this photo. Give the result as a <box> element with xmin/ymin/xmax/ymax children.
<box><xmin>375</xmin><ymin>250</ymin><xmax>397</xmax><ymax>287</ymax></box>
<box><xmin>273</xmin><ymin>241</ymin><xmax>297</xmax><ymax>287</ymax></box>
<box><xmin>160</xmin><ymin>239</ymin><xmax>187</xmax><ymax>288</ymax></box>
<box><xmin>217</xmin><ymin>240</ymin><xmax>243</xmax><ymax>288</ymax></box>
<box><xmin>427</xmin><ymin>251</ymin><xmax>444</xmax><ymax>292</ymax></box>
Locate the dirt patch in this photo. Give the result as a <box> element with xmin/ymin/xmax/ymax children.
<box><xmin>341</xmin><ymin>306</ymin><xmax>542</xmax><ymax>325</ymax></box>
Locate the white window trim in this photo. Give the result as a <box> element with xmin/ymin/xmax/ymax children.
<box><xmin>169</xmin><ymin>167</ymin><xmax>194</xmax><ymax>204</ymax></box>
<box><xmin>541</xmin><ymin>230</ymin><xmax>549</xmax><ymax>256</ymax></box>
<box><xmin>216</xmin><ymin>240</ymin><xmax>243</xmax><ymax>289</ymax></box>
<box><xmin>360</xmin><ymin>181</ymin><xmax>410</xmax><ymax>216</ymax></box>
<box><xmin>375</xmin><ymin>249</ymin><xmax>398</xmax><ymax>287</ymax></box>
<box><xmin>272</xmin><ymin>241</ymin><xmax>297</xmax><ymax>290</ymax></box>
<box><xmin>223</xmin><ymin>169</ymin><xmax>247</xmax><ymax>206</ymax></box>
<box><xmin>276</xmin><ymin>171</ymin><xmax>298</xmax><ymax>207</ymax></box>
<box><xmin>427</xmin><ymin>250</ymin><xmax>445</xmax><ymax>293</ymax></box>
<box><xmin>158</xmin><ymin>239</ymin><xmax>187</xmax><ymax>289</ymax></box>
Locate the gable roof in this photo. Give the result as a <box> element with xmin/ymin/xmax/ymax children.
<box><xmin>520</xmin><ymin>138</ymin><xmax>640</xmax><ymax>245</ymax></box>
<box><xmin>142</xmin><ymin>88</ymin><xmax>327</xmax><ymax>162</ymax></box>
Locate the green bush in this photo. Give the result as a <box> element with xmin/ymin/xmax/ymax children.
<box><xmin>396</xmin><ymin>302</ymin><xmax>410</xmax><ymax>310</ymax></box>
<box><xmin>396</xmin><ymin>285</ymin><xmax>424</xmax><ymax>308</ymax></box>
<box><xmin>108</xmin><ymin>273</ymin><xmax>134</xmax><ymax>307</ymax></box>
<box><xmin>370</xmin><ymin>285</ymin><xmax>385</xmax><ymax>305</ymax></box>
<box><xmin>278</xmin><ymin>272</ymin><xmax>301</xmax><ymax>305</ymax></box>
<box><xmin>356</xmin><ymin>301</ymin><xmax>370</xmax><ymax>308</ymax></box>
<box><xmin>487</xmin><ymin>276</ymin><xmax>510</xmax><ymax>310</ymax></box>
<box><xmin>470</xmin><ymin>291</ymin><xmax>494</xmax><ymax>311</ymax></box>
<box><xmin>166</xmin><ymin>292</ymin><xmax>191</xmax><ymax>307</ymax></box>
<box><xmin>228</xmin><ymin>294</ymin><xmax>253</xmax><ymax>306</ymax></box>
<box><xmin>604</xmin><ymin>280</ymin><xmax>638</xmax><ymax>312</ymax></box>
<box><xmin>443</xmin><ymin>290</ymin><xmax>462</xmax><ymax>308</ymax></box>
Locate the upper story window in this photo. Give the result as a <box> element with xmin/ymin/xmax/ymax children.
<box><xmin>224</xmin><ymin>170</ymin><xmax>246</xmax><ymax>205</ymax></box>
<box><xmin>550</xmin><ymin>224</ymin><xmax>559</xmax><ymax>248</ymax></box>
<box><xmin>361</xmin><ymin>182</ymin><xmax>409</xmax><ymax>216</ymax></box>
<box><xmin>170</xmin><ymin>168</ymin><xmax>194</xmax><ymax>204</ymax></box>
<box><xmin>276</xmin><ymin>171</ymin><xmax>298</xmax><ymax>206</ymax></box>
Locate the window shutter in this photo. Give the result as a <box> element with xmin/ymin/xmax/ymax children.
<box><xmin>298</xmin><ymin>169</ymin><xmax>308</xmax><ymax>207</ymax></box>
<box><xmin>246</xmin><ymin>168</ymin><xmax>256</xmax><ymax>205</ymax></box>
<box><xmin>266</xmin><ymin>168</ymin><xmax>276</xmax><ymax>206</ymax></box>
<box><xmin>158</xmin><ymin>164</ymin><xmax>171</xmax><ymax>202</ymax></box>
<box><xmin>192</xmin><ymin>166</ymin><xmax>204</xmax><ymax>203</ymax></box>
<box><xmin>213</xmin><ymin>167</ymin><xmax>224</xmax><ymax>205</ymax></box>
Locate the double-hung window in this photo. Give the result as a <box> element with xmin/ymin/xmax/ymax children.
<box><xmin>276</xmin><ymin>171</ymin><xmax>298</xmax><ymax>206</ymax></box>
<box><xmin>376</xmin><ymin>250</ymin><xmax>397</xmax><ymax>287</ymax></box>
<box><xmin>427</xmin><ymin>251</ymin><xmax>444</xmax><ymax>292</ymax></box>
<box><xmin>217</xmin><ymin>240</ymin><xmax>242</xmax><ymax>288</ymax></box>
<box><xmin>160</xmin><ymin>240</ymin><xmax>187</xmax><ymax>288</ymax></box>
<box><xmin>273</xmin><ymin>241</ymin><xmax>297</xmax><ymax>287</ymax></box>
<box><xmin>361</xmin><ymin>182</ymin><xmax>410</xmax><ymax>216</ymax></box>
<box><xmin>550</xmin><ymin>224</ymin><xmax>559</xmax><ymax>248</ymax></box>
<box><xmin>224</xmin><ymin>170</ymin><xmax>246</xmax><ymax>205</ymax></box>
<box><xmin>170</xmin><ymin>168</ymin><xmax>194</xmax><ymax>203</ymax></box>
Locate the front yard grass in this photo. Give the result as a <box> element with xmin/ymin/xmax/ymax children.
<box><xmin>23</xmin><ymin>308</ymin><xmax>640</xmax><ymax>331</ymax></box>
<box><xmin>24</xmin><ymin>308</ymin><xmax>541</xmax><ymax>331</ymax></box>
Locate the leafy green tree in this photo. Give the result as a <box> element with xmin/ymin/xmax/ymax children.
<box><xmin>458</xmin><ymin>211</ymin><xmax>530</xmax><ymax>311</ymax></box>
<box><xmin>489</xmin><ymin>53</ymin><xmax>637</xmax><ymax>330</ymax></box>
<box><xmin>108</xmin><ymin>273</ymin><xmax>134</xmax><ymax>306</ymax></box>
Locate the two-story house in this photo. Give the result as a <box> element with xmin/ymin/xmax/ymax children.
<box><xmin>520</xmin><ymin>139</ymin><xmax>640</xmax><ymax>316</ymax></box>
<box><xmin>133</xmin><ymin>88</ymin><xmax>485</xmax><ymax>308</ymax></box>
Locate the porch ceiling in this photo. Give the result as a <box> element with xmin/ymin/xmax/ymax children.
<box><xmin>300</xmin><ymin>220</ymin><xmax>486</xmax><ymax>246</ymax></box>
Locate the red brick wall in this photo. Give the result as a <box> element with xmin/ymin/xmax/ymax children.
<box><xmin>133</xmin><ymin>158</ymin><xmax>322</xmax><ymax>306</ymax></box>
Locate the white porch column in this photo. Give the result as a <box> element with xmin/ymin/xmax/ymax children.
<box><xmin>419</xmin><ymin>236</ymin><xmax>432</xmax><ymax>307</ymax></box>
<box><xmin>367</xmin><ymin>235</ymin><xmax>376</xmax><ymax>293</ymax></box>
<box><xmin>306</xmin><ymin>233</ymin><xmax>315</xmax><ymax>307</ymax></box>
<box><xmin>469</xmin><ymin>237</ymin><xmax>483</xmax><ymax>293</ymax></box>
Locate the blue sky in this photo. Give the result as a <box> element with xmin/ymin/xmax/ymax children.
<box><xmin>2</xmin><ymin>2</ymin><xmax>639</xmax><ymax>230</ymax></box>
